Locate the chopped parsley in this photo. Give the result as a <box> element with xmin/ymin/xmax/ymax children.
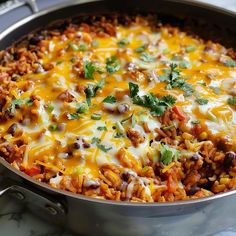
<box><xmin>78</xmin><ymin>43</ymin><xmax>87</xmax><ymax>51</ymax></box>
<box><xmin>129</xmin><ymin>82</ymin><xmax>139</xmax><ymax>98</ymax></box>
<box><xmin>209</xmin><ymin>86</ymin><xmax>220</xmax><ymax>95</ymax></box>
<box><xmin>103</xmin><ymin>95</ymin><xmax>117</xmax><ymax>104</ymax></box>
<box><xmin>129</xmin><ymin>83</ymin><xmax>176</xmax><ymax>116</ymax></box>
<box><xmin>223</xmin><ymin>60</ymin><xmax>236</xmax><ymax>67</ymax></box>
<box><xmin>77</xmin><ymin>102</ymin><xmax>89</xmax><ymax>114</ymax></box>
<box><xmin>91</xmin><ymin>113</ymin><xmax>102</xmax><ymax>120</ymax></box>
<box><xmin>85</xmin><ymin>78</ymin><xmax>106</xmax><ymax>105</ymax></box>
<box><xmin>179</xmin><ymin>60</ymin><xmax>191</xmax><ymax>69</ymax></box>
<box><xmin>49</xmin><ymin>124</ymin><xmax>58</xmax><ymax>131</ymax></box>
<box><xmin>97</xmin><ymin>126</ymin><xmax>107</xmax><ymax>131</ymax></box>
<box><xmin>197</xmin><ymin>81</ymin><xmax>207</xmax><ymax>86</ymax></box>
<box><xmin>195</xmin><ymin>98</ymin><xmax>209</xmax><ymax>105</ymax></box>
<box><xmin>135</xmin><ymin>45</ymin><xmax>147</xmax><ymax>53</ymax></box>
<box><xmin>68</xmin><ymin>42</ymin><xmax>79</xmax><ymax>51</ymax></box>
<box><xmin>185</xmin><ymin>45</ymin><xmax>197</xmax><ymax>53</ymax></box>
<box><xmin>67</xmin><ymin>113</ymin><xmax>81</xmax><ymax>120</ymax></box>
<box><xmin>46</xmin><ymin>104</ymin><xmax>54</xmax><ymax>113</ymax></box>
<box><xmin>160</xmin><ymin>145</ymin><xmax>180</xmax><ymax>165</ymax></box>
<box><xmin>228</xmin><ymin>96</ymin><xmax>236</xmax><ymax>106</ymax></box>
<box><xmin>91</xmin><ymin>137</ymin><xmax>112</xmax><ymax>152</ymax></box>
<box><xmin>117</xmin><ymin>39</ymin><xmax>129</xmax><ymax>47</ymax></box>
<box><xmin>84</xmin><ymin>61</ymin><xmax>103</xmax><ymax>79</ymax></box>
<box><xmin>159</xmin><ymin>63</ymin><xmax>194</xmax><ymax>97</ymax></box>
<box><xmin>7</xmin><ymin>98</ymin><xmax>32</xmax><ymax>114</ymax></box>
<box><xmin>131</xmin><ymin>114</ymin><xmax>136</xmax><ymax>128</ymax></box>
<box><xmin>140</xmin><ymin>52</ymin><xmax>155</xmax><ymax>62</ymax></box>
<box><xmin>106</xmin><ymin>56</ymin><xmax>120</xmax><ymax>74</ymax></box>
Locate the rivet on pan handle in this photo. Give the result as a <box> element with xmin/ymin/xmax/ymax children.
<box><xmin>0</xmin><ymin>180</ymin><xmax>66</xmax><ymax>218</ymax></box>
<box><xmin>0</xmin><ymin>0</ymin><xmax>39</xmax><ymax>16</ymax></box>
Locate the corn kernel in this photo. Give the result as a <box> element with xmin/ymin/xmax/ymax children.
<box><xmin>199</xmin><ymin>132</ymin><xmax>208</xmax><ymax>140</ymax></box>
<box><xmin>220</xmin><ymin>177</ymin><xmax>230</xmax><ymax>185</ymax></box>
<box><xmin>182</xmin><ymin>132</ymin><xmax>193</xmax><ymax>140</ymax></box>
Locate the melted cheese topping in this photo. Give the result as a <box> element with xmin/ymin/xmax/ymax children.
<box><xmin>1</xmin><ymin>20</ymin><xmax>236</xmax><ymax>180</ymax></box>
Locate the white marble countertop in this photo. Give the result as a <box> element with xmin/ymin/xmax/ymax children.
<box><xmin>0</xmin><ymin>0</ymin><xmax>236</xmax><ymax>236</ymax></box>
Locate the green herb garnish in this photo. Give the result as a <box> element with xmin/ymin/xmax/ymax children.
<box><xmin>223</xmin><ymin>60</ymin><xmax>236</xmax><ymax>67</ymax></box>
<box><xmin>85</xmin><ymin>78</ymin><xmax>106</xmax><ymax>105</ymax></box>
<box><xmin>106</xmin><ymin>56</ymin><xmax>120</xmax><ymax>74</ymax></box>
<box><xmin>228</xmin><ymin>96</ymin><xmax>236</xmax><ymax>106</ymax></box>
<box><xmin>49</xmin><ymin>124</ymin><xmax>58</xmax><ymax>131</ymax></box>
<box><xmin>209</xmin><ymin>86</ymin><xmax>220</xmax><ymax>95</ymax></box>
<box><xmin>68</xmin><ymin>42</ymin><xmax>79</xmax><ymax>51</ymax></box>
<box><xmin>91</xmin><ymin>137</ymin><xmax>112</xmax><ymax>152</ymax></box>
<box><xmin>195</xmin><ymin>98</ymin><xmax>209</xmax><ymax>105</ymax></box>
<box><xmin>97</xmin><ymin>126</ymin><xmax>107</xmax><ymax>131</ymax></box>
<box><xmin>77</xmin><ymin>102</ymin><xmax>89</xmax><ymax>114</ymax></box>
<box><xmin>179</xmin><ymin>60</ymin><xmax>191</xmax><ymax>69</ymax></box>
<box><xmin>78</xmin><ymin>43</ymin><xmax>87</xmax><ymax>51</ymax></box>
<box><xmin>67</xmin><ymin>113</ymin><xmax>81</xmax><ymax>120</ymax></box>
<box><xmin>84</xmin><ymin>61</ymin><xmax>96</xmax><ymax>79</ymax></box>
<box><xmin>140</xmin><ymin>52</ymin><xmax>155</xmax><ymax>62</ymax></box>
<box><xmin>160</xmin><ymin>145</ymin><xmax>180</xmax><ymax>165</ymax></box>
<box><xmin>131</xmin><ymin>114</ymin><xmax>136</xmax><ymax>128</ymax></box>
<box><xmin>159</xmin><ymin>63</ymin><xmax>194</xmax><ymax>97</ymax></box>
<box><xmin>129</xmin><ymin>82</ymin><xmax>139</xmax><ymax>98</ymax></box>
<box><xmin>129</xmin><ymin>83</ymin><xmax>176</xmax><ymax>116</ymax></box>
<box><xmin>117</xmin><ymin>39</ymin><xmax>128</xmax><ymax>47</ymax></box>
<box><xmin>91</xmin><ymin>113</ymin><xmax>102</xmax><ymax>120</ymax></box>
<box><xmin>185</xmin><ymin>45</ymin><xmax>197</xmax><ymax>53</ymax></box>
<box><xmin>103</xmin><ymin>95</ymin><xmax>117</xmax><ymax>104</ymax></box>
<box><xmin>135</xmin><ymin>45</ymin><xmax>147</xmax><ymax>53</ymax></box>
<box><xmin>46</xmin><ymin>104</ymin><xmax>54</xmax><ymax>113</ymax></box>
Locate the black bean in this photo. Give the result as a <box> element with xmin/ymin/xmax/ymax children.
<box><xmin>121</xmin><ymin>173</ymin><xmax>129</xmax><ymax>182</ymax></box>
<box><xmin>191</xmin><ymin>154</ymin><xmax>200</xmax><ymax>161</ymax></box>
<box><xmin>73</xmin><ymin>142</ymin><xmax>80</xmax><ymax>150</ymax></box>
<box><xmin>83</xmin><ymin>142</ymin><xmax>90</xmax><ymax>149</ymax></box>
<box><xmin>7</xmin><ymin>123</ymin><xmax>17</xmax><ymax>135</ymax></box>
<box><xmin>29</xmin><ymin>35</ymin><xmax>44</xmax><ymax>45</ymax></box>
<box><xmin>224</xmin><ymin>152</ymin><xmax>236</xmax><ymax>169</ymax></box>
<box><xmin>187</xmin><ymin>185</ymin><xmax>200</xmax><ymax>196</ymax></box>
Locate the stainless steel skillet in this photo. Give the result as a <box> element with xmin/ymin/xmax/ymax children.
<box><xmin>0</xmin><ymin>1</ymin><xmax>236</xmax><ymax>235</ymax></box>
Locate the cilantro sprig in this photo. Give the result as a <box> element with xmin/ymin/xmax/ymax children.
<box><xmin>85</xmin><ymin>78</ymin><xmax>105</xmax><ymax>105</ymax></box>
<box><xmin>160</xmin><ymin>144</ymin><xmax>180</xmax><ymax>165</ymax></box>
<box><xmin>103</xmin><ymin>96</ymin><xmax>117</xmax><ymax>104</ymax></box>
<box><xmin>84</xmin><ymin>61</ymin><xmax>103</xmax><ymax>79</ymax></box>
<box><xmin>159</xmin><ymin>63</ymin><xmax>194</xmax><ymax>97</ymax></box>
<box><xmin>228</xmin><ymin>96</ymin><xmax>236</xmax><ymax>106</ymax></box>
<box><xmin>106</xmin><ymin>56</ymin><xmax>120</xmax><ymax>74</ymax></box>
<box><xmin>91</xmin><ymin>137</ymin><xmax>112</xmax><ymax>152</ymax></box>
<box><xmin>129</xmin><ymin>82</ymin><xmax>176</xmax><ymax>116</ymax></box>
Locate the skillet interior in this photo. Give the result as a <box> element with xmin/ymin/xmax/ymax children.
<box><xmin>0</xmin><ymin>0</ymin><xmax>236</xmax><ymax>208</ymax></box>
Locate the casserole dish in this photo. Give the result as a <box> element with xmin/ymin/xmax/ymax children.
<box><xmin>0</xmin><ymin>0</ymin><xmax>236</xmax><ymax>235</ymax></box>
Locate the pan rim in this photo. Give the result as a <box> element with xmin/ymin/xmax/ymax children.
<box><xmin>0</xmin><ymin>0</ymin><xmax>236</xmax><ymax>206</ymax></box>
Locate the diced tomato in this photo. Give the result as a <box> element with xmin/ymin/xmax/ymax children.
<box><xmin>191</xmin><ymin>124</ymin><xmax>203</xmax><ymax>137</ymax></box>
<box><xmin>24</xmin><ymin>166</ymin><xmax>41</xmax><ymax>176</ymax></box>
<box><xmin>172</xmin><ymin>106</ymin><xmax>189</xmax><ymax>121</ymax></box>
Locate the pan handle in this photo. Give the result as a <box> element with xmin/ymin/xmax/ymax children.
<box><xmin>0</xmin><ymin>0</ymin><xmax>38</xmax><ymax>16</ymax></box>
<box><xmin>0</xmin><ymin>178</ymin><xmax>66</xmax><ymax>217</ymax></box>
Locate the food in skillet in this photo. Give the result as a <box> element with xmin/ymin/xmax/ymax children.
<box><xmin>0</xmin><ymin>15</ymin><xmax>236</xmax><ymax>202</ymax></box>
